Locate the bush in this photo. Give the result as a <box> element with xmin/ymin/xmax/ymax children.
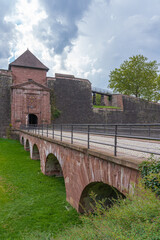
<box><xmin>55</xmin><ymin>183</ymin><xmax>160</xmax><ymax>240</ymax></box>
<box><xmin>139</xmin><ymin>155</ymin><xmax>160</xmax><ymax>196</ymax></box>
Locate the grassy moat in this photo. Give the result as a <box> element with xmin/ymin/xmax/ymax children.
<box><xmin>0</xmin><ymin>139</ymin><xmax>80</xmax><ymax>239</ymax></box>
<box><xmin>0</xmin><ymin>139</ymin><xmax>160</xmax><ymax>240</ymax></box>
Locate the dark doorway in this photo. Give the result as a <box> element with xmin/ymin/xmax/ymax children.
<box><xmin>29</xmin><ymin>114</ymin><xmax>38</xmax><ymax>125</ymax></box>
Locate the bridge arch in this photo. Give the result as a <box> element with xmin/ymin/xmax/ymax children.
<box><xmin>45</xmin><ymin>153</ymin><xmax>63</xmax><ymax>176</ymax></box>
<box><xmin>32</xmin><ymin>144</ymin><xmax>40</xmax><ymax>160</ymax></box>
<box><xmin>25</xmin><ymin>139</ymin><xmax>30</xmax><ymax>151</ymax></box>
<box><xmin>78</xmin><ymin>181</ymin><xmax>125</xmax><ymax>213</ymax></box>
<box><xmin>21</xmin><ymin>136</ymin><xmax>24</xmax><ymax>145</ymax></box>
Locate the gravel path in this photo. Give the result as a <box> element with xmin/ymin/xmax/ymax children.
<box><xmin>29</xmin><ymin>129</ymin><xmax>160</xmax><ymax>162</ymax></box>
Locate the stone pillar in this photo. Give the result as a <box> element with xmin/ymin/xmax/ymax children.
<box><xmin>100</xmin><ymin>94</ymin><xmax>105</xmax><ymax>106</ymax></box>
<box><xmin>93</xmin><ymin>93</ymin><xmax>96</xmax><ymax>105</ymax></box>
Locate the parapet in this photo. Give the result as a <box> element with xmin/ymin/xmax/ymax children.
<box><xmin>0</xmin><ymin>69</ymin><xmax>12</xmax><ymax>77</ymax></box>
<box><xmin>47</xmin><ymin>73</ymin><xmax>91</xmax><ymax>85</ymax></box>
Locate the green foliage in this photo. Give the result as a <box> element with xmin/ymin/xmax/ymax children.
<box><xmin>6</xmin><ymin>123</ymin><xmax>12</xmax><ymax>139</ymax></box>
<box><xmin>56</xmin><ymin>183</ymin><xmax>160</xmax><ymax>240</ymax></box>
<box><xmin>0</xmin><ymin>139</ymin><xmax>80</xmax><ymax>239</ymax></box>
<box><xmin>50</xmin><ymin>89</ymin><xmax>61</xmax><ymax>120</ymax></box>
<box><xmin>51</xmin><ymin>106</ymin><xmax>61</xmax><ymax>119</ymax></box>
<box><xmin>95</xmin><ymin>94</ymin><xmax>101</xmax><ymax>105</ymax></box>
<box><xmin>109</xmin><ymin>55</ymin><xmax>160</xmax><ymax>101</ymax></box>
<box><xmin>139</xmin><ymin>155</ymin><xmax>160</xmax><ymax>196</ymax></box>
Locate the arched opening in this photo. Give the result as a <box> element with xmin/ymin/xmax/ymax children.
<box><xmin>32</xmin><ymin>144</ymin><xmax>40</xmax><ymax>160</ymax></box>
<box><xmin>29</xmin><ymin>114</ymin><xmax>38</xmax><ymax>125</ymax></box>
<box><xmin>21</xmin><ymin>137</ymin><xmax>24</xmax><ymax>145</ymax></box>
<box><xmin>25</xmin><ymin>139</ymin><xmax>30</xmax><ymax>151</ymax></box>
<box><xmin>79</xmin><ymin>182</ymin><xmax>125</xmax><ymax>213</ymax></box>
<box><xmin>45</xmin><ymin>153</ymin><xmax>63</xmax><ymax>176</ymax></box>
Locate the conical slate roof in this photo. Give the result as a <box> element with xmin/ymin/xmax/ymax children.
<box><xmin>9</xmin><ymin>49</ymin><xmax>49</xmax><ymax>71</ymax></box>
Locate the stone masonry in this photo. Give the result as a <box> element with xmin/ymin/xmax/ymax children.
<box><xmin>0</xmin><ymin>70</ymin><xmax>12</xmax><ymax>137</ymax></box>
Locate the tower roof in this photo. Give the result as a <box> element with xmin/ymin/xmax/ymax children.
<box><xmin>9</xmin><ymin>49</ymin><xmax>49</xmax><ymax>71</ymax></box>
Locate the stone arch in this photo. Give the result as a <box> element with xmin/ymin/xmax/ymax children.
<box><xmin>25</xmin><ymin>139</ymin><xmax>30</xmax><ymax>151</ymax></box>
<box><xmin>21</xmin><ymin>136</ymin><xmax>24</xmax><ymax>145</ymax></box>
<box><xmin>32</xmin><ymin>144</ymin><xmax>40</xmax><ymax>160</ymax></box>
<box><xmin>78</xmin><ymin>181</ymin><xmax>125</xmax><ymax>213</ymax></box>
<box><xmin>45</xmin><ymin>153</ymin><xmax>63</xmax><ymax>176</ymax></box>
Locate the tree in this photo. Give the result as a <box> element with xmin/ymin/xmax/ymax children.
<box><xmin>108</xmin><ymin>55</ymin><xmax>160</xmax><ymax>101</ymax></box>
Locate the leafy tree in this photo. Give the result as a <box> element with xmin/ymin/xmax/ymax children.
<box><xmin>108</xmin><ymin>55</ymin><xmax>160</xmax><ymax>101</ymax></box>
<box><xmin>96</xmin><ymin>94</ymin><xmax>101</xmax><ymax>105</ymax></box>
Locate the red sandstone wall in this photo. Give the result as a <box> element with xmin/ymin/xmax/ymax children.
<box><xmin>11</xmin><ymin>87</ymin><xmax>51</xmax><ymax>128</ymax></box>
<box><xmin>11</xmin><ymin>66</ymin><xmax>47</xmax><ymax>85</ymax></box>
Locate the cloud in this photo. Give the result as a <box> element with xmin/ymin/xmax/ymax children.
<box><xmin>56</xmin><ymin>0</ymin><xmax>160</xmax><ymax>88</ymax></box>
<box><xmin>1</xmin><ymin>0</ymin><xmax>160</xmax><ymax>91</ymax></box>
<box><xmin>34</xmin><ymin>0</ymin><xmax>92</xmax><ymax>54</ymax></box>
<box><xmin>0</xmin><ymin>0</ymin><xmax>16</xmax><ymax>68</ymax></box>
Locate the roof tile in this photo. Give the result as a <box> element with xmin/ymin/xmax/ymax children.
<box><xmin>9</xmin><ymin>49</ymin><xmax>49</xmax><ymax>71</ymax></box>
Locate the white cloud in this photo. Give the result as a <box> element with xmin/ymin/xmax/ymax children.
<box><xmin>1</xmin><ymin>0</ymin><xmax>160</xmax><ymax>90</ymax></box>
<box><xmin>58</xmin><ymin>0</ymin><xmax>160</xmax><ymax>88</ymax></box>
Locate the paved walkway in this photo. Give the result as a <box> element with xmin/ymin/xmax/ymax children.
<box><xmin>28</xmin><ymin>129</ymin><xmax>160</xmax><ymax>162</ymax></box>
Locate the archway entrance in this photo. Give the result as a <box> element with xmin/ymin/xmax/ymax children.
<box><xmin>29</xmin><ymin>114</ymin><xmax>38</xmax><ymax>125</ymax></box>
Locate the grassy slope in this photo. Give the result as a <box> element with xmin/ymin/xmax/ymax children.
<box><xmin>56</xmin><ymin>186</ymin><xmax>160</xmax><ymax>240</ymax></box>
<box><xmin>0</xmin><ymin>139</ymin><xmax>80</xmax><ymax>240</ymax></box>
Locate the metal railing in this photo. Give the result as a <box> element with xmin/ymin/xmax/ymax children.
<box><xmin>20</xmin><ymin>123</ymin><xmax>160</xmax><ymax>157</ymax></box>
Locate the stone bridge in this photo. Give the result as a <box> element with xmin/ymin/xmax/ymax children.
<box><xmin>18</xmin><ymin>130</ymin><xmax>139</xmax><ymax>213</ymax></box>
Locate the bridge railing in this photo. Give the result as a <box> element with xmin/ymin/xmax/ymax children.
<box><xmin>20</xmin><ymin>123</ymin><xmax>160</xmax><ymax>157</ymax></box>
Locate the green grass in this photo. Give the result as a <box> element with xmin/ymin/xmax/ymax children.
<box><xmin>56</xmin><ymin>185</ymin><xmax>160</xmax><ymax>240</ymax></box>
<box><xmin>0</xmin><ymin>139</ymin><xmax>80</xmax><ymax>240</ymax></box>
<box><xmin>1</xmin><ymin>139</ymin><xmax>160</xmax><ymax>240</ymax></box>
<box><xmin>93</xmin><ymin>105</ymin><xmax>120</xmax><ymax>109</ymax></box>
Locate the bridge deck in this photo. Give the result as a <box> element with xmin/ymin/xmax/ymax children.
<box><xmin>26</xmin><ymin>129</ymin><xmax>160</xmax><ymax>163</ymax></box>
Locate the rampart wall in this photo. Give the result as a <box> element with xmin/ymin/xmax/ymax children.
<box><xmin>0</xmin><ymin>70</ymin><xmax>12</xmax><ymax>137</ymax></box>
<box><xmin>93</xmin><ymin>95</ymin><xmax>160</xmax><ymax>124</ymax></box>
<box><xmin>47</xmin><ymin>75</ymin><xmax>94</xmax><ymax>123</ymax></box>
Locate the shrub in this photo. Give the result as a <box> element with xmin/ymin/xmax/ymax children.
<box><xmin>139</xmin><ymin>155</ymin><xmax>160</xmax><ymax>196</ymax></box>
<box><xmin>55</xmin><ymin>183</ymin><xmax>160</xmax><ymax>240</ymax></box>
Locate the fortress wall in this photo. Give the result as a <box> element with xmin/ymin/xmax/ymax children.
<box><xmin>93</xmin><ymin>95</ymin><xmax>160</xmax><ymax>124</ymax></box>
<box><xmin>48</xmin><ymin>75</ymin><xmax>160</xmax><ymax>125</ymax></box>
<box><xmin>47</xmin><ymin>76</ymin><xmax>94</xmax><ymax>124</ymax></box>
<box><xmin>0</xmin><ymin>70</ymin><xmax>12</xmax><ymax>137</ymax></box>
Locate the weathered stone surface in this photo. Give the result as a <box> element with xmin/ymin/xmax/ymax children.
<box><xmin>11</xmin><ymin>66</ymin><xmax>47</xmax><ymax>85</ymax></box>
<box><xmin>11</xmin><ymin>80</ymin><xmax>51</xmax><ymax>128</ymax></box>
<box><xmin>47</xmin><ymin>75</ymin><xmax>94</xmax><ymax>124</ymax></box>
<box><xmin>93</xmin><ymin>94</ymin><xmax>160</xmax><ymax>124</ymax></box>
<box><xmin>0</xmin><ymin>70</ymin><xmax>12</xmax><ymax>137</ymax></box>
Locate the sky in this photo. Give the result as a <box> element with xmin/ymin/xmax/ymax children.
<box><xmin>1</xmin><ymin>0</ymin><xmax>160</xmax><ymax>89</ymax></box>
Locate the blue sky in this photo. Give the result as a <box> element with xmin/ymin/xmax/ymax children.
<box><xmin>1</xmin><ymin>0</ymin><xmax>160</xmax><ymax>89</ymax></box>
